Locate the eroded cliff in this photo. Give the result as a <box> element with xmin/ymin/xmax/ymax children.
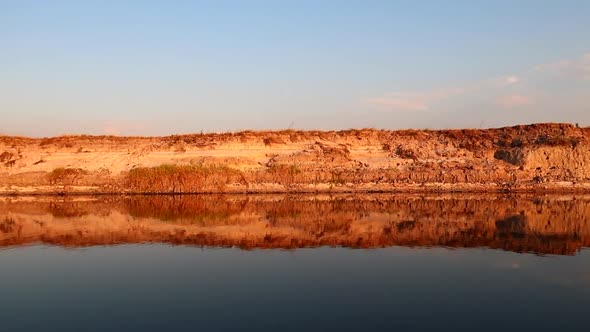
<box><xmin>1</xmin><ymin>123</ymin><xmax>589</xmax><ymax>193</ymax></box>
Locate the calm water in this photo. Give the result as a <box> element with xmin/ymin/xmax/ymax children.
<box><xmin>1</xmin><ymin>194</ymin><xmax>590</xmax><ymax>331</ymax></box>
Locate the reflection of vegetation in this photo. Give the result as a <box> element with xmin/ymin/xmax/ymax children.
<box><xmin>124</xmin><ymin>196</ymin><xmax>236</xmax><ymax>225</ymax></box>
<box><xmin>495</xmin><ymin>215</ymin><xmax>527</xmax><ymax>238</ymax></box>
<box><xmin>48</xmin><ymin>201</ymin><xmax>91</xmax><ymax>218</ymax></box>
<box><xmin>396</xmin><ymin>220</ymin><xmax>416</xmax><ymax>231</ymax></box>
<box><xmin>0</xmin><ymin>217</ymin><xmax>16</xmax><ymax>233</ymax></box>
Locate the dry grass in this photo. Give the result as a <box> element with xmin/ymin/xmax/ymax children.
<box><xmin>125</xmin><ymin>164</ymin><xmax>246</xmax><ymax>193</ymax></box>
<box><xmin>262</xmin><ymin>136</ymin><xmax>286</xmax><ymax>146</ymax></box>
<box><xmin>1</xmin><ymin>123</ymin><xmax>585</xmax><ymax>151</ymax></box>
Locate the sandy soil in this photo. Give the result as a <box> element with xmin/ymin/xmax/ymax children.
<box><xmin>1</xmin><ymin>123</ymin><xmax>589</xmax><ymax>194</ymax></box>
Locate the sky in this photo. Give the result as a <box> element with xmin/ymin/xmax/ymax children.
<box><xmin>1</xmin><ymin>0</ymin><xmax>589</xmax><ymax>137</ymax></box>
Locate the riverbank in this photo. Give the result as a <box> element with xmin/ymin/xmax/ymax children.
<box><xmin>1</xmin><ymin>123</ymin><xmax>589</xmax><ymax>194</ymax></box>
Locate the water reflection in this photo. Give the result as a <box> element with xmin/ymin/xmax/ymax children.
<box><xmin>1</xmin><ymin>194</ymin><xmax>589</xmax><ymax>255</ymax></box>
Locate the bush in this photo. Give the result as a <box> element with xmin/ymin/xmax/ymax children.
<box><xmin>125</xmin><ymin>164</ymin><xmax>245</xmax><ymax>193</ymax></box>
<box><xmin>395</xmin><ymin>145</ymin><xmax>418</xmax><ymax>160</ymax></box>
<box><xmin>493</xmin><ymin>149</ymin><xmax>524</xmax><ymax>166</ymax></box>
<box><xmin>534</xmin><ymin>135</ymin><xmax>580</xmax><ymax>148</ymax></box>
<box><xmin>48</xmin><ymin>168</ymin><xmax>88</xmax><ymax>185</ymax></box>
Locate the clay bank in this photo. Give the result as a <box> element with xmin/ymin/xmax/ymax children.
<box><xmin>1</xmin><ymin>123</ymin><xmax>589</xmax><ymax>194</ymax></box>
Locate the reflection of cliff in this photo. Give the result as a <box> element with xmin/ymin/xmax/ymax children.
<box><xmin>1</xmin><ymin>194</ymin><xmax>589</xmax><ymax>255</ymax></box>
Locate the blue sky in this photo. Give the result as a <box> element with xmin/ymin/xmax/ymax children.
<box><xmin>1</xmin><ymin>0</ymin><xmax>589</xmax><ymax>136</ymax></box>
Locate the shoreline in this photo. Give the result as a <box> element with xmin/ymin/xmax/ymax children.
<box><xmin>2</xmin><ymin>182</ymin><xmax>590</xmax><ymax>195</ymax></box>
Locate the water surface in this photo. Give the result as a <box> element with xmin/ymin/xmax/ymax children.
<box><xmin>1</xmin><ymin>194</ymin><xmax>589</xmax><ymax>331</ymax></box>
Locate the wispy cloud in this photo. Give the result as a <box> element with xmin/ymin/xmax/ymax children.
<box><xmin>366</xmin><ymin>96</ymin><xmax>429</xmax><ymax>111</ymax></box>
<box><xmin>366</xmin><ymin>88</ymin><xmax>465</xmax><ymax>111</ymax></box>
<box><xmin>496</xmin><ymin>94</ymin><xmax>533</xmax><ymax>108</ymax></box>
<box><xmin>366</xmin><ymin>51</ymin><xmax>587</xmax><ymax>117</ymax></box>
<box><xmin>102</xmin><ymin>121</ymin><xmax>149</xmax><ymax>136</ymax></box>
<box><xmin>496</xmin><ymin>75</ymin><xmax>521</xmax><ymax>86</ymax></box>
<box><xmin>103</xmin><ymin>125</ymin><xmax>122</xmax><ymax>136</ymax></box>
<box><xmin>535</xmin><ymin>53</ymin><xmax>590</xmax><ymax>79</ymax></box>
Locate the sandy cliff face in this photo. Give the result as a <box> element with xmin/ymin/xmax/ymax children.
<box><xmin>1</xmin><ymin>194</ymin><xmax>589</xmax><ymax>255</ymax></box>
<box><xmin>1</xmin><ymin>123</ymin><xmax>589</xmax><ymax>193</ymax></box>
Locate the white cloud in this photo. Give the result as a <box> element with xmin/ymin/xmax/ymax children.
<box><xmin>499</xmin><ymin>75</ymin><xmax>520</xmax><ymax>85</ymax></box>
<box><xmin>496</xmin><ymin>94</ymin><xmax>533</xmax><ymax>108</ymax></box>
